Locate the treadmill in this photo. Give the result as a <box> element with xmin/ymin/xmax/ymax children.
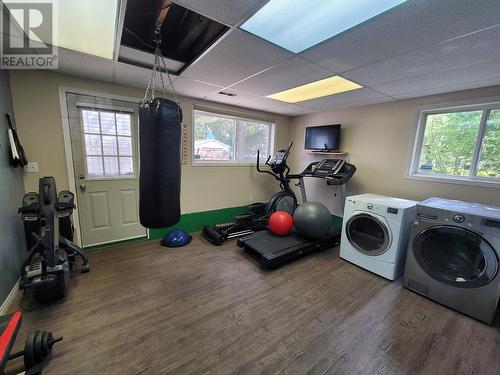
<box><xmin>237</xmin><ymin>159</ymin><xmax>356</xmax><ymax>268</ymax></box>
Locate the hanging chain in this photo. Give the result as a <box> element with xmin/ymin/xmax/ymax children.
<box><xmin>143</xmin><ymin>23</ymin><xmax>180</xmax><ymax>106</ymax></box>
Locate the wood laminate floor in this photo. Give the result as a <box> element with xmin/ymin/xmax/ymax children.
<box><xmin>7</xmin><ymin>233</ymin><xmax>500</xmax><ymax>375</ymax></box>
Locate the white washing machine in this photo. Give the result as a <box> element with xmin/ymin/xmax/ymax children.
<box><xmin>340</xmin><ymin>194</ymin><xmax>417</xmax><ymax>280</ymax></box>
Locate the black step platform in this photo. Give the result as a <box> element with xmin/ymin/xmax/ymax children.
<box><xmin>237</xmin><ymin>226</ymin><xmax>341</xmax><ymax>268</ymax></box>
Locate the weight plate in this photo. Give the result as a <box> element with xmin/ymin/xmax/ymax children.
<box><xmin>41</xmin><ymin>332</ymin><xmax>48</xmax><ymax>356</ymax></box>
<box><xmin>24</xmin><ymin>331</ymin><xmax>38</xmax><ymax>369</ymax></box>
<box><xmin>34</xmin><ymin>330</ymin><xmax>45</xmax><ymax>364</ymax></box>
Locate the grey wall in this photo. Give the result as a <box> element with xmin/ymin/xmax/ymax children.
<box><xmin>0</xmin><ymin>70</ymin><xmax>25</xmax><ymax>307</ymax></box>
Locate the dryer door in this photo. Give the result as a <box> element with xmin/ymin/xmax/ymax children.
<box><xmin>413</xmin><ymin>225</ymin><xmax>498</xmax><ymax>288</ymax></box>
<box><xmin>346</xmin><ymin>213</ymin><xmax>391</xmax><ymax>256</ymax></box>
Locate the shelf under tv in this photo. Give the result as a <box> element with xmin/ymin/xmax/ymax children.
<box><xmin>307</xmin><ymin>150</ymin><xmax>349</xmax><ymax>156</ymax></box>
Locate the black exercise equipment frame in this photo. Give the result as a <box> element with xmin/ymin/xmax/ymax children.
<box><xmin>238</xmin><ymin>158</ymin><xmax>357</xmax><ymax>268</ymax></box>
<box><xmin>19</xmin><ymin>177</ymin><xmax>89</xmax><ymax>305</ymax></box>
<box><xmin>202</xmin><ymin>143</ymin><xmax>297</xmax><ymax>245</ymax></box>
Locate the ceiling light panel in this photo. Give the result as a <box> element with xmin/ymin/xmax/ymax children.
<box><xmin>56</xmin><ymin>0</ymin><xmax>119</xmax><ymax>58</ymax></box>
<box><xmin>267</xmin><ymin>76</ymin><xmax>362</xmax><ymax>103</ymax></box>
<box><xmin>241</xmin><ymin>0</ymin><xmax>407</xmax><ymax>53</ymax></box>
<box><xmin>4</xmin><ymin>0</ymin><xmax>119</xmax><ymax>59</ymax></box>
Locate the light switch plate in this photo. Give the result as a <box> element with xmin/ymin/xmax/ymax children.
<box><xmin>24</xmin><ymin>162</ymin><xmax>39</xmax><ymax>173</ymax></box>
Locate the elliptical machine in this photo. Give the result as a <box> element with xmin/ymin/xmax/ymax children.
<box><xmin>202</xmin><ymin>142</ymin><xmax>297</xmax><ymax>245</ymax></box>
<box><xmin>257</xmin><ymin>142</ymin><xmax>297</xmax><ymax>215</ymax></box>
<box><xmin>18</xmin><ymin>177</ymin><xmax>89</xmax><ymax>304</ymax></box>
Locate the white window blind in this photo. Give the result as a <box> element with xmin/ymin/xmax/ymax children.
<box><xmin>80</xmin><ymin>108</ymin><xmax>135</xmax><ymax>178</ymax></box>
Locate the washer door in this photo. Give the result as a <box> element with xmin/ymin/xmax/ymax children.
<box><xmin>346</xmin><ymin>213</ymin><xmax>391</xmax><ymax>256</ymax></box>
<box><xmin>413</xmin><ymin>225</ymin><xmax>498</xmax><ymax>288</ymax></box>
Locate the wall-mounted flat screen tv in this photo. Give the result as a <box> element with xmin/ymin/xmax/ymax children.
<box><xmin>304</xmin><ymin>124</ymin><xmax>341</xmax><ymax>151</ymax></box>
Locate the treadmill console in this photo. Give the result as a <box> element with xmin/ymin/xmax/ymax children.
<box><xmin>290</xmin><ymin>158</ymin><xmax>356</xmax><ymax>185</ymax></box>
<box><xmin>312</xmin><ymin>159</ymin><xmax>345</xmax><ymax>175</ymax></box>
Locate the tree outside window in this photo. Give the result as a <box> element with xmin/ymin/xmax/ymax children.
<box><xmin>413</xmin><ymin>104</ymin><xmax>500</xmax><ymax>182</ymax></box>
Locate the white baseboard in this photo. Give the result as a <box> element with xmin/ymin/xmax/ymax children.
<box><xmin>0</xmin><ymin>279</ymin><xmax>20</xmax><ymax>315</ymax></box>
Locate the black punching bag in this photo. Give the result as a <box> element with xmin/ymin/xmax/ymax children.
<box><xmin>139</xmin><ymin>98</ymin><xmax>183</xmax><ymax>228</ymax></box>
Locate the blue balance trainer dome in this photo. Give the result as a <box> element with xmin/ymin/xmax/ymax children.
<box><xmin>161</xmin><ymin>230</ymin><xmax>192</xmax><ymax>247</ymax></box>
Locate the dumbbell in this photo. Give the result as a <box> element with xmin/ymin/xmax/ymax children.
<box><xmin>8</xmin><ymin>330</ymin><xmax>63</xmax><ymax>370</ymax></box>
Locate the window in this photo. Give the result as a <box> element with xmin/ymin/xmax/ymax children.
<box><xmin>410</xmin><ymin>102</ymin><xmax>500</xmax><ymax>184</ymax></box>
<box><xmin>80</xmin><ymin>109</ymin><xmax>135</xmax><ymax>178</ymax></box>
<box><xmin>193</xmin><ymin>109</ymin><xmax>274</xmax><ymax>164</ymax></box>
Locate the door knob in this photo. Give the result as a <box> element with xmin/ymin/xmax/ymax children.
<box><xmin>78</xmin><ymin>174</ymin><xmax>85</xmax><ymax>180</ymax></box>
<box><xmin>79</xmin><ymin>183</ymin><xmax>86</xmax><ymax>192</ymax></box>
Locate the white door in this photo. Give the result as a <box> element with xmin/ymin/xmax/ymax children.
<box><xmin>66</xmin><ymin>93</ymin><xmax>146</xmax><ymax>247</ymax></box>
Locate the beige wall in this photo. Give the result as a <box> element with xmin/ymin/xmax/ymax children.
<box><xmin>290</xmin><ymin>86</ymin><xmax>500</xmax><ymax>216</ymax></box>
<box><xmin>9</xmin><ymin>70</ymin><xmax>292</xmax><ymax>213</ymax></box>
<box><xmin>9</xmin><ymin>70</ymin><xmax>500</xmax><ymax>217</ymax></box>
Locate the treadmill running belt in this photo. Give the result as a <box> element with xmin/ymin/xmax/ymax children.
<box><xmin>238</xmin><ymin>226</ymin><xmax>341</xmax><ymax>268</ymax></box>
<box><xmin>247</xmin><ymin>231</ymin><xmax>309</xmax><ymax>255</ymax></box>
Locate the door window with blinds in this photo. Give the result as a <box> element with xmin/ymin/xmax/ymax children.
<box><xmin>80</xmin><ymin>108</ymin><xmax>135</xmax><ymax>178</ymax></box>
<box><xmin>193</xmin><ymin>108</ymin><xmax>274</xmax><ymax>164</ymax></box>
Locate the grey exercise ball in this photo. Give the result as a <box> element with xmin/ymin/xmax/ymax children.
<box><xmin>293</xmin><ymin>202</ymin><xmax>331</xmax><ymax>239</ymax></box>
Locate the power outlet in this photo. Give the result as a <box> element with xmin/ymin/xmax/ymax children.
<box><xmin>24</xmin><ymin>162</ymin><xmax>39</xmax><ymax>173</ymax></box>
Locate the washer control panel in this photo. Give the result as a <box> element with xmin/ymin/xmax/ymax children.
<box><xmin>416</xmin><ymin>202</ymin><xmax>500</xmax><ymax>236</ymax></box>
<box><xmin>346</xmin><ymin>198</ymin><xmax>403</xmax><ymax>217</ymax></box>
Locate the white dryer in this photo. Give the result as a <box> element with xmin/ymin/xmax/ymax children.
<box><xmin>340</xmin><ymin>194</ymin><xmax>417</xmax><ymax>280</ymax></box>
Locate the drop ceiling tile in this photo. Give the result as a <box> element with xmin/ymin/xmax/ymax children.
<box><xmin>113</xmin><ymin>62</ymin><xmax>172</xmax><ymax>90</ymax></box>
<box><xmin>344</xmin><ymin>25</ymin><xmax>500</xmax><ymax>86</ymax></box>
<box><xmin>296</xmin><ymin>88</ymin><xmax>391</xmax><ymax>111</ymax></box>
<box><xmin>204</xmin><ymin>91</ymin><xmax>264</xmax><ymax>112</ymax></box>
<box><xmin>343</xmin><ymin>50</ymin><xmax>447</xmax><ymax>87</ymax></box>
<box><xmin>392</xmin><ymin>77</ymin><xmax>500</xmax><ymax>100</ymax></box>
<box><xmin>245</xmin><ymin>96</ymin><xmax>316</xmax><ymax>116</ymax></box>
<box><xmin>172</xmin><ymin>78</ymin><xmax>223</xmax><ymax>99</ymax></box>
<box><xmin>300</xmin><ymin>0</ymin><xmax>500</xmax><ymax>73</ymax></box>
<box><xmin>174</xmin><ymin>0</ymin><xmax>268</xmax><ymax>25</ymax></box>
<box><xmin>57</xmin><ymin>48</ymin><xmax>115</xmax><ymax>83</ymax></box>
<box><xmin>206</xmin><ymin>89</ymin><xmax>257</xmax><ymax>105</ymax></box>
<box><xmin>181</xmin><ymin>29</ymin><xmax>292</xmax><ymax>87</ymax></box>
<box><xmin>230</xmin><ymin>57</ymin><xmax>334</xmax><ymax>96</ymax></box>
<box><xmin>269</xmin><ymin>104</ymin><xmax>317</xmax><ymax>116</ymax></box>
<box><xmin>204</xmin><ymin>89</ymin><xmax>314</xmax><ymax>116</ymax></box>
<box><xmin>372</xmin><ymin>58</ymin><xmax>500</xmax><ymax>97</ymax></box>
<box><xmin>113</xmin><ymin>65</ymin><xmax>222</xmax><ymax>99</ymax></box>
<box><xmin>426</xmin><ymin>25</ymin><xmax>500</xmax><ymax>69</ymax></box>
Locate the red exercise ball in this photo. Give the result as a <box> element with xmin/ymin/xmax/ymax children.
<box><xmin>269</xmin><ymin>211</ymin><xmax>294</xmax><ymax>236</ymax></box>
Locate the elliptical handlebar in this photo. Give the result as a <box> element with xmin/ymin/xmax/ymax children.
<box><xmin>256</xmin><ymin>149</ymin><xmax>278</xmax><ymax>179</ymax></box>
<box><xmin>282</xmin><ymin>141</ymin><xmax>293</xmax><ymax>161</ymax></box>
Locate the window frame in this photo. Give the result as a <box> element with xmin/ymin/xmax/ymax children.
<box><xmin>191</xmin><ymin>105</ymin><xmax>276</xmax><ymax>167</ymax></box>
<box><xmin>77</xmin><ymin>104</ymin><xmax>138</xmax><ymax>181</ymax></box>
<box><xmin>408</xmin><ymin>98</ymin><xmax>500</xmax><ymax>188</ymax></box>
